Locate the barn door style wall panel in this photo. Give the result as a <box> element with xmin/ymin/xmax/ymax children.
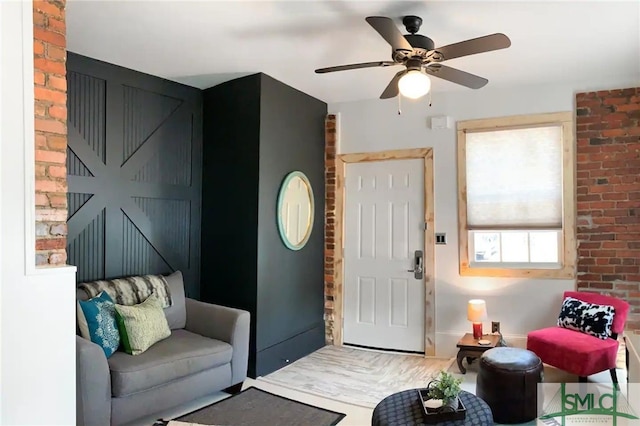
<box><xmin>66</xmin><ymin>53</ymin><xmax>203</xmax><ymax>297</ymax></box>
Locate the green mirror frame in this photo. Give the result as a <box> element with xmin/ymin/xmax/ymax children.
<box><xmin>277</xmin><ymin>171</ymin><xmax>314</xmax><ymax>251</ymax></box>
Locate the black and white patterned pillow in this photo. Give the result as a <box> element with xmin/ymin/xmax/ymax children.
<box><xmin>557</xmin><ymin>297</ymin><xmax>615</xmax><ymax>340</ymax></box>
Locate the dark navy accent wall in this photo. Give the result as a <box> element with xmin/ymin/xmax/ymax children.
<box><xmin>66</xmin><ymin>53</ymin><xmax>203</xmax><ymax>297</ymax></box>
<box><xmin>202</xmin><ymin>73</ymin><xmax>327</xmax><ymax>377</ymax></box>
<box><xmin>201</xmin><ymin>74</ymin><xmax>261</xmax><ymax>315</ymax></box>
<box><xmin>256</xmin><ymin>75</ymin><xmax>326</xmax><ymax>350</ymax></box>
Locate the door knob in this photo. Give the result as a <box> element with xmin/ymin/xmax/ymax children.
<box><xmin>408</xmin><ymin>250</ymin><xmax>424</xmax><ymax>279</ymax></box>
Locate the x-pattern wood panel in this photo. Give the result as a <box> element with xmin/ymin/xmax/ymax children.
<box><xmin>67</xmin><ymin>78</ymin><xmax>196</xmax><ymax>281</ymax></box>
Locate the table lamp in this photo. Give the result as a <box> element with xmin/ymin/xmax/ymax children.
<box><xmin>467</xmin><ymin>299</ymin><xmax>488</xmax><ymax>340</ymax></box>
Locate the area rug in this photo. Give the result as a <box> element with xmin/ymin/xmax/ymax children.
<box><xmin>258</xmin><ymin>345</ymin><xmax>455</xmax><ymax>408</ymax></box>
<box><xmin>163</xmin><ymin>387</ymin><xmax>345</xmax><ymax>426</ymax></box>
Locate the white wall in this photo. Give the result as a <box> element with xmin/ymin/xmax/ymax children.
<box><xmin>627</xmin><ymin>334</ymin><xmax>640</xmax><ymax>416</ymax></box>
<box><xmin>329</xmin><ymin>74</ymin><xmax>640</xmax><ymax>357</ymax></box>
<box><xmin>0</xmin><ymin>2</ymin><xmax>4</xmax><ymax>420</ymax></box>
<box><xmin>1</xmin><ymin>2</ymin><xmax>77</xmax><ymax>424</ymax></box>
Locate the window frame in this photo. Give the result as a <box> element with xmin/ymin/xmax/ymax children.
<box><xmin>457</xmin><ymin>112</ymin><xmax>576</xmax><ymax>279</ymax></box>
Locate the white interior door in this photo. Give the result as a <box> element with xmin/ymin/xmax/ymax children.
<box><xmin>343</xmin><ymin>158</ymin><xmax>425</xmax><ymax>352</ymax></box>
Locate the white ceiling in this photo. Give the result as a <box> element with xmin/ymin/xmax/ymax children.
<box><xmin>66</xmin><ymin>0</ymin><xmax>640</xmax><ymax>104</ymax></box>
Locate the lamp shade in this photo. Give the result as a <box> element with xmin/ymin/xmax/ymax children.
<box><xmin>398</xmin><ymin>70</ymin><xmax>431</xmax><ymax>99</ymax></box>
<box><xmin>467</xmin><ymin>299</ymin><xmax>488</xmax><ymax>322</ymax></box>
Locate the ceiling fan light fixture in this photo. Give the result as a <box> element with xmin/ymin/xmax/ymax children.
<box><xmin>398</xmin><ymin>70</ymin><xmax>431</xmax><ymax>99</ymax></box>
<box><xmin>315</xmin><ymin>16</ymin><xmax>511</xmax><ymax>100</ymax></box>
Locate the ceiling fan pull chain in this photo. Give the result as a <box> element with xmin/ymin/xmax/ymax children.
<box><xmin>428</xmin><ymin>90</ymin><xmax>432</xmax><ymax>107</ymax></box>
<box><xmin>398</xmin><ymin>94</ymin><xmax>402</xmax><ymax>115</ymax></box>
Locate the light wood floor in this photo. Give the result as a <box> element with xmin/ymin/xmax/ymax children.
<box><xmin>258</xmin><ymin>345</ymin><xmax>454</xmax><ymax>408</ymax></box>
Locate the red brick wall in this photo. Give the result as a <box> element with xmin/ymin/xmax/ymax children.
<box><xmin>576</xmin><ymin>87</ymin><xmax>640</xmax><ymax>330</ymax></box>
<box><xmin>324</xmin><ymin>114</ymin><xmax>337</xmax><ymax>343</ymax></box>
<box><xmin>33</xmin><ymin>0</ymin><xmax>68</xmax><ymax>266</ymax></box>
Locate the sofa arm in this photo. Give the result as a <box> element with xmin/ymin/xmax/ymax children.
<box><xmin>185</xmin><ymin>298</ymin><xmax>250</xmax><ymax>385</ymax></box>
<box><xmin>76</xmin><ymin>336</ymin><xmax>111</xmax><ymax>426</ymax></box>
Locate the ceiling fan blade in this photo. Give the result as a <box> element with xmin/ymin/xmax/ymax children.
<box><xmin>425</xmin><ymin>64</ymin><xmax>488</xmax><ymax>89</ymax></box>
<box><xmin>380</xmin><ymin>71</ymin><xmax>406</xmax><ymax>99</ymax></box>
<box><xmin>315</xmin><ymin>61</ymin><xmax>398</xmax><ymax>74</ymax></box>
<box><xmin>366</xmin><ymin>16</ymin><xmax>413</xmax><ymax>52</ymax></box>
<box><xmin>432</xmin><ymin>33</ymin><xmax>511</xmax><ymax>62</ymax></box>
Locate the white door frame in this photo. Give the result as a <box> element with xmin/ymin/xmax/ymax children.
<box><xmin>333</xmin><ymin>148</ymin><xmax>436</xmax><ymax>356</ymax></box>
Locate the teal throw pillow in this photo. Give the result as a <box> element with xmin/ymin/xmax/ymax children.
<box><xmin>77</xmin><ymin>291</ymin><xmax>120</xmax><ymax>358</ymax></box>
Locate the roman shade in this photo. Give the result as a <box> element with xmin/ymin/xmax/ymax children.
<box><xmin>465</xmin><ymin>125</ymin><xmax>563</xmax><ymax>229</ymax></box>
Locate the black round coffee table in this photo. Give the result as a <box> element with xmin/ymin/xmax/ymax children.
<box><xmin>372</xmin><ymin>389</ymin><xmax>493</xmax><ymax>425</ymax></box>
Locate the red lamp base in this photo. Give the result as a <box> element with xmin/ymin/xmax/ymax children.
<box><xmin>472</xmin><ymin>322</ymin><xmax>483</xmax><ymax>340</ymax></box>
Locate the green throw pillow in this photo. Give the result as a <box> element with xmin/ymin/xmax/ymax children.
<box><xmin>114</xmin><ymin>292</ymin><xmax>171</xmax><ymax>355</ymax></box>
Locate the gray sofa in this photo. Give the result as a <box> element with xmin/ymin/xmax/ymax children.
<box><xmin>76</xmin><ymin>271</ymin><xmax>250</xmax><ymax>426</ymax></box>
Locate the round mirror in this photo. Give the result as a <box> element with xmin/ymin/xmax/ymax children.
<box><xmin>277</xmin><ymin>171</ymin><xmax>314</xmax><ymax>250</ymax></box>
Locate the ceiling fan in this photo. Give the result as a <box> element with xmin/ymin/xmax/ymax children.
<box><xmin>315</xmin><ymin>16</ymin><xmax>511</xmax><ymax>99</ymax></box>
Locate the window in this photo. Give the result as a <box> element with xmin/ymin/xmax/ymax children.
<box><xmin>457</xmin><ymin>112</ymin><xmax>576</xmax><ymax>278</ymax></box>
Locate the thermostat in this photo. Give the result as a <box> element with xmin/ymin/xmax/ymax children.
<box><xmin>430</xmin><ymin>115</ymin><xmax>453</xmax><ymax>130</ymax></box>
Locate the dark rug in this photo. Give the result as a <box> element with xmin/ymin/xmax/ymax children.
<box><xmin>161</xmin><ymin>387</ymin><xmax>346</xmax><ymax>426</ymax></box>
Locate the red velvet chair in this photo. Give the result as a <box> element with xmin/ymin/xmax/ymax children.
<box><xmin>526</xmin><ymin>291</ymin><xmax>629</xmax><ymax>384</ymax></box>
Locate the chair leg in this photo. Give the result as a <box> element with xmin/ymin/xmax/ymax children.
<box><xmin>610</xmin><ymin>368</ymin><xmax>620</xmax><ymax>390</ymax></box>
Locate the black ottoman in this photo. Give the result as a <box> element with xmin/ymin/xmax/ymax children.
<box><xmin>372</xmin><ymin>389</ymin><xmax>493</xmax><ymax>426</ymax></box>
<box><xmin>476</xmin><ymin>347</ymin><xmax>543</xmax><ymax>424</ymax></box>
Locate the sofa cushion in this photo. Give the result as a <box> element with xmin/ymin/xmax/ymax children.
<box><xmin>108</xmin><ymin>329</ymin><xmax>232</xmax><ymax>397</ymax></box>
<box><xmin>164</xmin><ymin>271</ymin><xmax>186</xmax><ymax>330</ymax></box>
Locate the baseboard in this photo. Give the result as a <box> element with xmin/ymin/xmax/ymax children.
<box><xmin>255</xmin><ymin>324</ymin><xmax>325</xmax><ymax>378</ymax></box>
<box><xmin>435</xmin><ymin>332</ymin><xmax>527</xmax><ymax>358</ymax></box>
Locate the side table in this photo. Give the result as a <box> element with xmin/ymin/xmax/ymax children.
<box><xmin>456</xmin><ymin>333</ymin><xmax>500</xmax><ymax>374</ymax></box>
<box><xmin>372</xmin><ymin>389</ymin><xmax>493</xmax><ymax>426</ymax></box>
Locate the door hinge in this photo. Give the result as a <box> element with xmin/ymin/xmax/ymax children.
<box><xmin>422</xmin><ymin>222</ymin><xmax>428</xmax><ymax>231</ymax></box>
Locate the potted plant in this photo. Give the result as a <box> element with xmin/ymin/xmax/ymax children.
<box><xmin>426</xmin><ymin>370</ymin><xmax>462</xmax><ymax>412</ymax></box>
